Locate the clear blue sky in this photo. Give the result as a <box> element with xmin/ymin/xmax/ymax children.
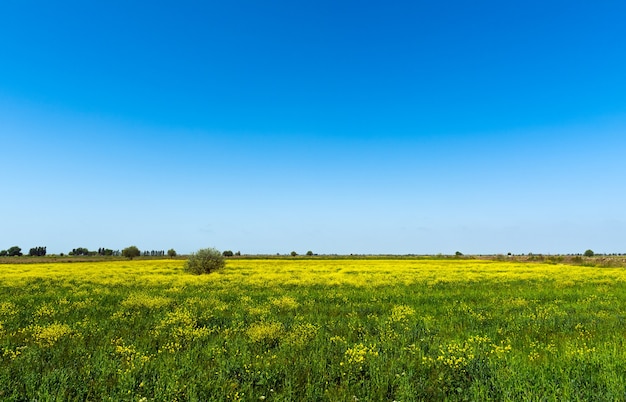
<box><xmin>1</xmin><ymin>1</ymin><xmax>625</xmax><ymax>255</ymax></box>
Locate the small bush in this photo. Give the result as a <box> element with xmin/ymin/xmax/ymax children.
<box><xmin>122</xmin><ymin>246</ymin><xmax>141</xmax><ymax>260</ymax></box>
<box><xmin>185</xmin><ymin>248</ymin><xmax>225</xmax><ymax>274</ymax></box>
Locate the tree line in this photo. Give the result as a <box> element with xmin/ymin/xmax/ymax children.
<box><xmin>0</xmin><ymin>246</ymin><xmax>178</xmax><ymax>259</ymax></box>
<box><xmin>0</xmin><ymin>246</ymin><xmax>47</xmax><ymax>257</ymax></box>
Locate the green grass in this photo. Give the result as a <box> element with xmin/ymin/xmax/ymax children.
<box><xmin>1</xmin><ymin>259</ymin><xmax>626</xmax><ymax>400</ymax></box>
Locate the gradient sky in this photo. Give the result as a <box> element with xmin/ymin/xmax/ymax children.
<box><xmin>1</xmin><ymin>1</ymin><xmax>625</xmax><ymax>255</ymax></box>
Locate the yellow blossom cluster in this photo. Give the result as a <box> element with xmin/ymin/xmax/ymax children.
<box><xmin>28</xmin><ymin>322</ymin><xmax>75</xmax><ymax>347</ymax></box>
<box><xmin>342</xmin><ymin>343</ymin><xmax>379</xmax><ymax>371</ymax></box>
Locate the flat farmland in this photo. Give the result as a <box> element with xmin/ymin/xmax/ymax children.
<box><xmin>2</xmin><ymin>258</ymin><xmax>626</xmax><ymax>401</ymax></box>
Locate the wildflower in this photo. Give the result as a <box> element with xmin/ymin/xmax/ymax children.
<box><xmin>247</xmin><ymin>322</ymin><xmax>283</xmax><ymax>344</ymax></box>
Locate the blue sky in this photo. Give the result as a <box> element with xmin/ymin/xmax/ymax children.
<box><xmin>1</xmin><ymin>1</ymin><xmax>625</xmax><ymax>255</ymax></box>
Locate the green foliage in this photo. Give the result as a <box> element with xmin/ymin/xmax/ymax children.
<box><xmin>0</xmin><ymin>250</ymin><xmax>8</xmax><ymax>256</ymax></box>
<box><xmin>122</xmin><ymin>246</ymin><xmax>141</xmax><ymax>260</ymax></box>
<box><xmin>290</xmin><ymin>251</ymin><xmax>298</xmax><ymax>257</ymax></box>
<box><xmin>167</xmin><ymin>249</ymin><xmax>177</xmax><ymax>258</ymax></box>
<box><xmin>222</xmin><ymin>250</ymin><xmax>234</xmax><ymax>257</ymax></box>
<box><xmin>70</xmin><ymin>247</ymin><xmax>91</xmax><ymax>256</ymax></box>
<box><xmin>306</xmin><ymin>250</ymin><xmax>314</xmax><ymax>256</ymax></box>
<box><xmin>98</xmin><ymin>248</ymin><xmax>114</xmax><ymax>256</ymax></box>
<box><xmin>28</xmin><ymin>246</ymin><xmax>47</xmax><ymax>257</ymax></box>
<box><xmin>584</xmin><ymin>249</ymin><xmax>595</xmax><ymax>257</ymax></box>
<box><xmin>184</xmin><ymin>247</ymin><xmax>225</xmax><ymax>274</ymax></box>
<box><xmin>7</xmin><ymin>246</ymin><xmax>22</xmax><ymax>256</ymax></box>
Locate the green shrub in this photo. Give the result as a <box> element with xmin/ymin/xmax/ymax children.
<box><xmin>185</xmin><ymin>247</ymin><xmax>225</xmax><ymax>274</ymax></box>
<box><xmin>122</xmin><ymin>246</ymin><xmax>140</xmax><ymax>259</ymax></box>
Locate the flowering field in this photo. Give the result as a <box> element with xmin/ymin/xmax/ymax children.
<box><xmin>2</xmin><ymin>258</ymin><xmax>626</xmax><ymax>400</ymax></box>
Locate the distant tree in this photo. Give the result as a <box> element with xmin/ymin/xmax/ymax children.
<box><xmin>7</xmin><ymin>246</ymin><xmax>22</xmax><ymax>257</ymax></box>
<box><xmin>97</xmin><ymin>247</ymin><xmax>113</xmax><ymax>256</ymax></box>
<box><xmin>290</xmin><ymin>251</ymin><xmax>298</xmax><ymax>257</ymax></box>
<box><xmin>455</xmin><ymin>251</ymin><xmax>463</xmax><ymax>257</ymax></box>
<box><xmin>70</xmin><ymin>247</ymin><xmax>90</xmax><ymax>256</ymax></box>
<box><xmin>0</xmin><ymin>250</ymin><xmax>7</xmax><ymax>257</ymax></box>
<box><xmin>222</xmin><ymin>250</ymin><xmax>234</xmax><ymax>257</ymax></box>
<box><xmin>306</xmin><ymin>250</ymin><xmax>314</xmax><ymax>256</ymax></box>
<box><xmin>122</xmin><ymin>246</ymin><xmax>141</xmax><ymax>260</ymax></box>
<box><xmin>185</xmin><ymin>247</ymin><xmax>225</xmax><ymax>274</ymax></box>
<box><xmin>584</xmin><ymin>249</ymin><xmax>595</xmax><ymax>257</ymax></box>
<box><xmin>167</xmin><ymin>249</ymin><xmax>177</xmax><ymax>258</ymax></box>
<box><xmin>235</xmin><ymin>251</ymin><xmax>241</xmax><ymax>256</ymax></box>
<box><xmin>29</xmin><ymin>246</ymin><xmax>47</xmax><ymax>257</ymax></box>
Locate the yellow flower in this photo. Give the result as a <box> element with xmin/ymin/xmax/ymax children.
<box><xmin>30</xmin><ymin>323</ymin><xmax>74</xmax><ymax>347</ymax></box>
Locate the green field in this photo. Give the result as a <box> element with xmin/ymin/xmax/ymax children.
<box><xmin>2</xmin><ymin>258</ymin><xmax>626</xmax><ymax>401</ymax></box>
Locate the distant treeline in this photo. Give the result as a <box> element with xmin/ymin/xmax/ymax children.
<box><xmin>0</xmin><ymin>246</ymin><xmax>176</xmax><ymax>258</ymax></box>
<box><xmin>2</xmin><ymin>246</ymin><xmax>626</xmax><ymax>268</ymax></box>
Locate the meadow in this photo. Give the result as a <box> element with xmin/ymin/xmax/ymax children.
<box><xmin>2</xmin><ymin>258</ymin><xmax>626</xmax><ymax>401</ymax></box>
